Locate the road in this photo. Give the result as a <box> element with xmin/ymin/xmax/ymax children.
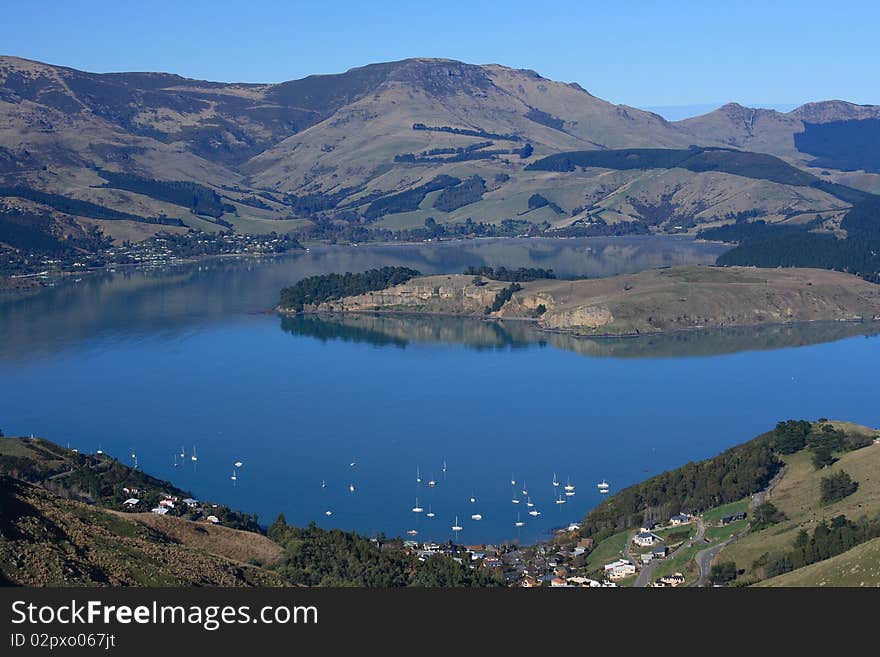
<box><xmin>693</xmin><ymin>466</ymin><xmax>787</xmax><ymax>587</ymax></box>
<box><xmin>633</xmin><ymin>518</ymin><xmax>706</xmax><ymax>587</ymax></box>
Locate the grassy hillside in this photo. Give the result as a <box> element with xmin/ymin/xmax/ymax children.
<box><xmin>756</xmin><ymin>536</ymin><xmax>880</xmax><ymax>586</ymax></box>
<box><xmin>716</xmin><ymin>423</ymin><xmax>880</xmax><ymax>584</ymax></box>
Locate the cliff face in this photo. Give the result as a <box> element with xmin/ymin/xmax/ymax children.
<box><xmin>302</xmin><ymin>267</ymin><xmax>880</xmax><ymax>337</ymax></box>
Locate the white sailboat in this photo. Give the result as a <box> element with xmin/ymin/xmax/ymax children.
<box><xmin>412</xmin><ymin>498</ymin><xmax>423</xmax><ymax>513</ymax></box>
<box><xmin>180</xmin><ymin>445</ymin><xmax>185</xmax><ymax>461</ymax></box>
<box><xmin>521</xmin><ymin>482</ymin><xmax>528</xmax><ymax>496</ymax></box>
<box><xmin>515</xmin><ymin>514</ymin><xmax>525</xmax><ymax>528</ymax></box>
<box><xmin>555</xmin><ymin>495</ymin><xmax>566</xmax><ymax>505</ymax></box>
<box><xmin>597</xmin><ymin>479</ymin><xmax>610</xmax><ymax>493</ymax></box>
<box><xmin>511</xmin><ymin>496</ymin><xmax>520</xmax><ymax>504</ymax></box>
<box><xmin>565</xmin><ymin>489</ymin><xmax>576</xmax><ymax>497</ymax></box>
<box><xmin>552</xmin><ymin>473</ymin><xmax>559</xmax><ymax>487</ymax></box>
<box><xmin>427</xmin><ymin>476</ymin><xmax>437</xmax><ymax>487</ymax></box>
<box><xmin>511</xmin><ymin>475</ymin><xmax>516</xmax><ymax>486</ymax></box>
<box><xmin>406</xmin><ymin>529</ymin><xmax>418</xmax><ymax>536</ymax></box>
<box><xmin>564</xmin><ymin>478</ymin><xmax>575</xmax><ymax>492</ymax></box>
<box><xmin>321</xmin><ymin>479</ymin><xmax>326</xmax><ymax>489</ymax></box>
<box><xmin>349</xmin><ymin>483</ymin><xmax>356</xmax><ymax>493</ymax></box>
<box><xmin>526</xmin><ymin>497</ymin><xmax>534</xmax><ymax>508</ymax></box>
<box><xmin>230</xmin><ymin>469</ymin><xmax>237</xmax><ymax>481</ymax></box>
<box><xmin>528</xmin><ymin>508</ymin><xmax>541</xmax><ymax>517</ymax></box>
<box><xmin>426</xmin><ymin>506</ymin><xmax>435</xmax><ymax>518</ymax></box>
<box><xmin>442</xmin><ymin>460</ymin><xmax>447</xmax><ymax>474</ymax></box>
<box><xmin>470</xmin><ymin>513</ymin><xmax>482</xmax><ymax>521</ymax></box>
<box><xmin>234</xmin><ymin>461</ymin><xmax>243</xmax><ymax>468</ymax></box>
<box><xmin>451</xmin><ymin>516</ymin><xmax>463</xmax><ymax>532</ymax></box>
<box><xmin>324</xmin><ymin>509</ymin><xmax>333</xmax><ymax>517</ymax></box>
<box><xmin>416</xmin><ymin>467</ymin><xmax>421</xmax><ymax>484</ymax></box>
<box><xmin>191</xmin><ymin>445</ymin><xmax>198</xmax><ymax>462</ymax></box>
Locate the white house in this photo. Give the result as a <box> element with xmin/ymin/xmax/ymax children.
<box><xmin>604</xmin><ymin>559</ymin><xmax>636</xmax><ymax>580</ymax></box>
<box><xmin>669</xmin><ymin>513</ymin><xmax>692</xmax><ymax>526</ymax></box>
<box><xmin>633</xmin><ymin>531</ymin><xmax>661</xmax><ymax>547</ymax></box>
<box><xmin>205</xmin><ymin>515</ymin><xmax>220</xmax><ymax>524</ymax></box>
<box><xmin>150</xmin><ymin>507</ymin><xmax>168</xmax><ymax>515</ymax></box>
<box><xmin>122</xmin><ymin>498</ymin><xmax>140</xmax><ymax>508</ymax></box>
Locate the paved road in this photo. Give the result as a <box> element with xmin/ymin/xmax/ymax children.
<box><xmin>633</xmin><ymin>518</ymin><xmax>706</xmax><ymax>588</ymax></box>
<box><xmin>693</xmin><ymin>466</ymin><xmax>787</xmax><ymax>587</ymax></box>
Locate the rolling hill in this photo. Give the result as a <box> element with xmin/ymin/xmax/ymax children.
<box><xmin>1</xmin><ymin>55</ymin><xmax>879</xmax><ymax>256</ymax></box>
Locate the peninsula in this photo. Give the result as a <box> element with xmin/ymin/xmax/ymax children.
<box><xmin>279</xmin><ymin>265</ymin><xmax>880</xmax><ymax>337</ymax></box>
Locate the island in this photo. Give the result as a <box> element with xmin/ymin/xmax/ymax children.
<box><xmin>278</xmin><ymin>265</ymin><xmax>880</xmax><ymax>337</ymax></box>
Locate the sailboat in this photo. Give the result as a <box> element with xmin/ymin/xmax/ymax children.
<box><xmin>515</xmin><ymin>513</ymin><xmax>525</xmax><ymax>528</ymax></box>
<box><xmin>526</xmin><ymin>497</ymin><xmax>534</xmax><ymax>508</ymax></box>
<box><xmin>96</xmin><ymin>445</ymin><xmax>103</xmax><ymax>455</ymax></box>
<box><xmin>321</xmin><ymin>479</ymin><xmax>326</xmax><ymax>489</ymax></box>
<box><xmin>230</xmin><ymin>469</ymin><xmax>237</xmax><ymax>481</ymax></box>
<box><xmin>180</xmin><ymin>445</ymin><xmax>185</xmax><ymax>461</ymax></box>
<box><xmin>565</xmin><ymin>489</ymin><xmax>576</xmax><ymax>497</ymax></box>
<box><xmin>528</xmin><ymin>508</ymin><xmax>541</xmax><ymax>517</ymax></box>
<box><xmin>521</xmin><ymin>482</ymin><xmax>528</xmax><ymax>496</ymax></box>
<box><xmin>172</xmin><ymin>453</ymin><xmax>179</xmax><ymax>468</ymax></box>
<box><xmin>552</xmin><ymin>473</ymin><xmax>559</xmax><ymax>488</ymax></box>
<box><xmin>470</xmin><ymin>494</ymin><xmax>476</xmax><ymax>504</ymax></box>
<box><xmin>451</xmin><ymin>516</ymin><xmax>463</xmax><ymax>532</ymax></box>
<box><xmin>511</xmin><ymin>475</ymin><xmax>516</xmax><ymax>486</ymax></box>
<box><xmin>191</xmin><ymin>446</ymin><xmax>198</xmax><ymax>462</ymax></box>
<box><xmin>324</xmin><ymin>509</ymin><xmax>333</xmax><ymax>517</ymax></box>
<box><xmin>406</xmin><ymin>529</ymin><xmax>418</xmax><ymax>536</ymax></box>
<box><xmin>470</xmin><ymin>512</ymin><xmax>482</xmax><ymax>521</ymax></box>
<box><xmin>412</xmin><ymin>498</ymin><xmax>423</xmax><ymax>513</ymax></box>
<box><xmin>564</xmin><ymin>478</ymin><xmax>575</xmax><ymax>492</ymax></box>
<box><xmin>597</xmin><ymin>479</ymin><xmax>610</xmax><ymax>493</ymax></box>
<box><xmin>427</xmin><ymin>475</ymin><xmax>437</xmax><ymax>487</ymax></box>
<box><xmin>349</xmin><ymin>483</ymin><xmax>356</xmax><ymax>493</ymax></box>
<box><xmin>555</xmin><ymin>494</ymin><xmax>566</xmax><ymax>505</ymax></box>
<box><xmin>442</xmin><ymin>460</ymin><xmax>447</xmax><ymax>474</ymax></box>
<box><xmin>234</xmin><ymin>461</ymin><xmax>243</xmax><ymax>468</ymax></box>
<box><xmin>511</xmin><ymin>495</ymin><xmax>520</xmax><ymax>504</ymax></box>
<box><xmin>416</xmin><ymin>467</ymin><xmax>421</xmax><ymax>484</ymax></box>
<box><xmin>426</xmin><ymin>506</ymin><xmax>435</xmax><ymax>518</ymax></box>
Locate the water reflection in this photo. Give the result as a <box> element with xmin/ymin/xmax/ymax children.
<box><xmin>0</xmin><ymin>236</ymin><xmax>725</xmax><ymax>362</ymax></box>
<box><xmin>281</xmin><ymin>313</ymin><xmax>880</xmax><ymax>359</ymax></box>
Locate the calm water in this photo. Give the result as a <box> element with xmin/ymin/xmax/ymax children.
<box><xmin>2</xmin><ymin>236</ymin><xmax>878</xmax><ymax>544</ymax></box>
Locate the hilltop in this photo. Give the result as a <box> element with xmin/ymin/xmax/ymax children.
<box><xmin>2</xmin><ymin>55</ymin><xmax>880</xmax><ymax>268</ymax></box>
<box><xmin>280</xmin><ymin>265</ymin><xmax>880</xmax><ymax>337</ymax></box>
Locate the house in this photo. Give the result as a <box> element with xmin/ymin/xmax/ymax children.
<box><xmin>669</xmin><ymin>514</ymin><xmax>692</xmax><ymax>526</ymax></box>
<box><xmin>641</xmin><ymin>553</ymin><xmax>653</xmax><ymax>565</ymax></box>
<box><xmin>566</xmin><ymin>523</ymin><xmax>581</xmax><ymax>532</ymax></box>
<box><xmin>484</xmin><ymin>557</ymin><xmax>503</xmax><ymax>569</ymax></box>
<box><xmin>633</xmin><ymin>531</ymin><xmax>660</xmax><ymax>547</ymax></box>
<box><xmin>720</xmin><ymin>511</ymin><xmax>747</xmax><ymax>526</ymax></box>
<box><xmin>150</xmin><ymin>507</ymin><xmax>168</xmax><ymax>515</ymax></box>
<box><xmin>652</xmin><ymin>546</ymin><xmax>670</xmax><ymax>559</ymax></box>
<box><xmin>639</xmin><ymin>522</ymin><xmax>660</xmax><ymax>533</ymax></box>
<box><xmin>205</xmin><ymin>515</ymin><xmax>220</xmax><ymax>524</ymax></box>
<box><xmin>658</xmin><ymin>573</ymin><xmax>685</xmax><ymax>587</ymax></box>
<box><xmin>604</xmin><ymin>559</ymin><xmax>636</xmax><ymax>580</ymax></box>
<box><xmin>158</xmin><ymin>499</ymin><xmax>175</xmax><ymax>509</ymax></box>
<box><xmin>577</xmin><ymin>537</ymin><xmax>595</xmax><ymax>550</ymax></box>
<box><xmin>550</xmin><ymin>577</ymin><xmax>569</xmax><ymax>587</ymax></box>
<box><xmin>122</xmin><ymin>498</ymin><xmax>139</xmax><ymax>508</ymax></box>
<box><xmin>521</xmin><ymin>575</ymin><xmax>540</xmax><ymax>588</ymax></box>
<box><xmin>182</xmin><ymin>498</ymin><xmax>199</xmax><ymax>508</ymax></box>
<box><xmin>571</xmin><ymin>546</ymin><xmax>587</xmax><ymax>556</ymax></box>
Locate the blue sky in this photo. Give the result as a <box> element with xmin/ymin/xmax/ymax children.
<box><xmin>4</xmin><ymin>1</ymin><xmax>878</xmax><ymax>116</ymax></box>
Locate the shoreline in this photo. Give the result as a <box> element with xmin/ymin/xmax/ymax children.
<box><xmin>277</xmin><ymin>307</ymin><xmax>880</xmax><ymax>341</ymax></box>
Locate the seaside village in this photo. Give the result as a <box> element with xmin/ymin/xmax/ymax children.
<box><xmin>120</xmin><ymin>477</ymin><xmax>719</xmax><ymax>587</ymax></box>
<box><xmin>394</xmin><ymin>511</ymin><xmax>713</xmax><ymax>588</ymax></box>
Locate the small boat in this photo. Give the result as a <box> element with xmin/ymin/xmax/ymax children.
<box><xmin>350</xmin><ymin>460</ymin><xmax>357</xmax><ymax>468</ymax></box>
<box><xmin>526</xmin><ymin>497</ymin><xmax>534</xmax><ymax>508</ymax></box>
<box><xmin>564</xmin><ymin>479</ymin><xmax>575</xmax><ymax>492</ymax></box>
<box><xmin>230</xmin><ymin>469</ymin><xmax>237</xmax><ymax>481</ymax></box>
<box><xmin>172</xmin><ymin>453</ymin><xmax>179</xmax><ymax>468</ymax></box>
<box><xmin>597</xmin><ymin>479</ymin><xmax>609</xmax><ymax>489</ymax></box>
<box><xmin>552</xmin><ymin>473</ymin><xmax>559</xmax><ymax>487</ymax></box>
<box><xmin>324</xmin><ymin>510</ymin><xmax>333</xmax><ymax>517</ymax></box>
<box><xmin>97</xmin><ymin>445</ymin><xmax>103</xmax><ymax>455</ymax></box>
<box><xmin>180</xmin><ymin>446</ymin><xmax>185</xmax><ymax>460</ymax></box>
<box><xmin>426</xmin><ymin>506</ymin><xmax>435</xmax><ymax>518</ymax></box>
<box><xmin>511</xmin><ymin>475</ymin><xmax>516</xmax><ymax>486</ymax></box>
<box><xmin>555</xmin><ymin>497</ymin><xmax>566</xmax><ymax>505</ymax></box>
<box><xmin>412</xmin><ymin>498</ymin><xmax>423</xmax><ymax>513</ymax></box>
<box><xmin>442</xmin><ymin>461</ymin><xmax>447</xmax><ymax>473</ymax></box>
<box><xmin>512</xmin><ymin>497</ymin><xmax>520</xmax><ymax>504</ymax></box>
<box><xmin>427</xmin><ymin>477</ymin><xmax>437</xmax><ymax>487</ymax></box>
<box><xmin>470</xmin><ymin>513</ymin><xmax>482</xmax><ymax>521</ymax></box>
<box><xmin>515</xmin><ymin>514</ymin><xmax>525</xmax><ymax>528</ymax></box>
<box><xmin>406</xmin><ymin>529</ymin><xmax>418</xmax><ymax>536</ymax></box>
<box><xmin>191</xmin><ymin>446</ymin><xmax>198</xmax><ymax>462</ymax></box>
<box><xmin>469</xmin><ymin>494</ymin><xmax>476</xmax><ymax>504</ymax></box>
<box><xmin>416</xmin><ymin>467</ymin><xmax>421</xmax><ymax>484</ymax></box>
<box><xmin>528</xmin><ymin>509</ymin><xmax>541</xmax><ymax>517</ymax></box>
<box><xmin>234</xmin><ymin>461</ymin><xmax>243</xmax><ymax>468</ymax></box>
<box><xmin>451</xmin><ymin>516</ymin><xmax>463</xmax><ymax>532</ymax></box>
<box><xmin>349</xmin><ymin>483</ymin><xmax>355</xmax><ymax>493</ymax></box>
<box><xmin>599</xmin><ymin>487</ymin><xmax>610</xmax><ymax>495</ymax></box>
<box><xmin>565</xmin><ymin>490</ymin><xmax>575</xmax><ymax>497</ymax></box>
<box><xmin>521</xmin><ymin>482</ymin><xmax>528</xmax><ymax>496</ymax></box>
<box><xmin>321</xmin><ymin>480</ymin><xmax>326</xmax><ymax>489</ymax></box>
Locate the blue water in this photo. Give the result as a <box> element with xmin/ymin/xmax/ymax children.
<box><xmin>1</xmin><ymin>237</ymin><xmax>878</xmax><ymax>544</ymax></box>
